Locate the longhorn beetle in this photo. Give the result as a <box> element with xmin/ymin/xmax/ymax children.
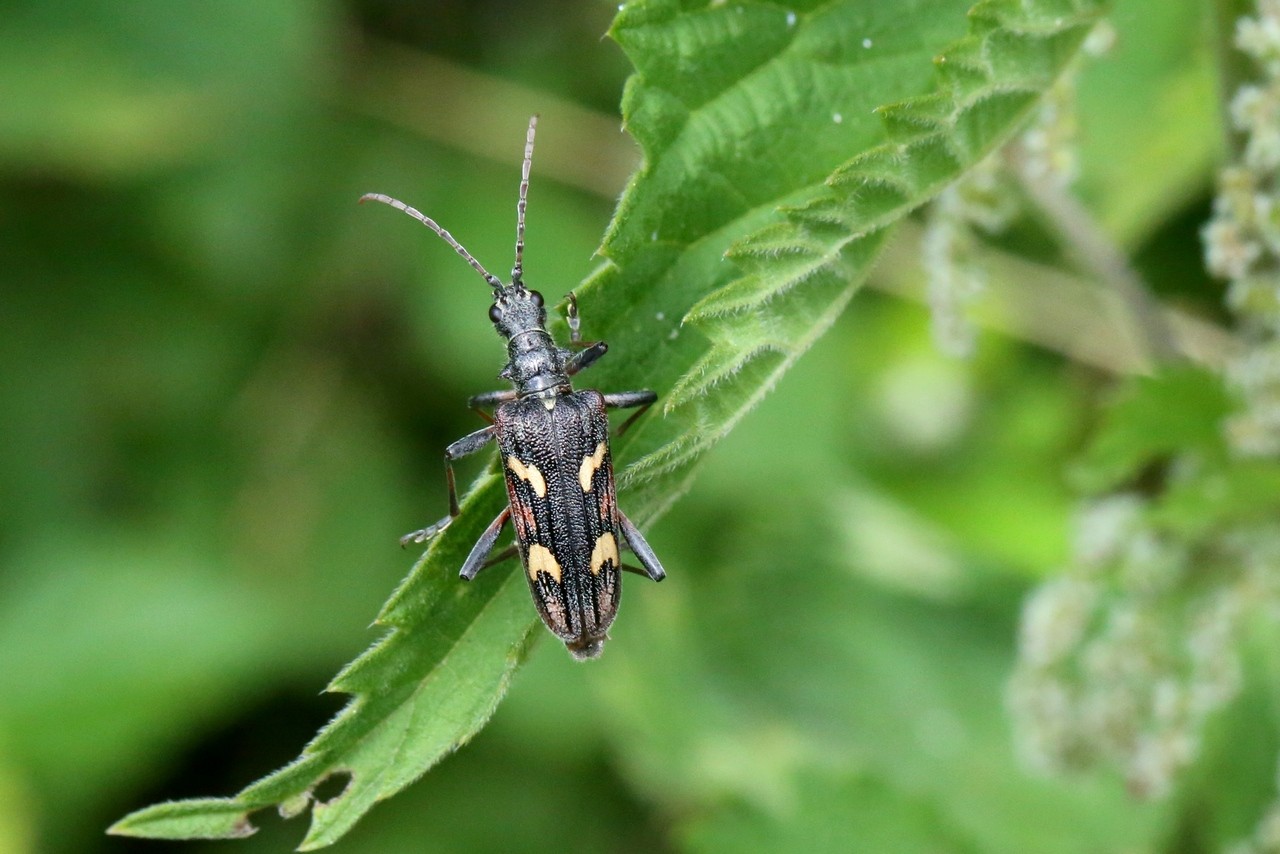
<box><xmin>361</xmin><ymin>115</ymin><xmax>665</xmax><ymax>660</ymax></box>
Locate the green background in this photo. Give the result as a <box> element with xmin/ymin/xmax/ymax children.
<box><xmin>0</xmin><ymin>0</ymin><xmax>1252</xmax><ymax>851</ymax></box>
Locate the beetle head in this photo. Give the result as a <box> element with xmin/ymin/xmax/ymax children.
<box><xmin>488</xmin><ymin>284</ymin><xmax>547</xmax><ymax>341</ymax></box>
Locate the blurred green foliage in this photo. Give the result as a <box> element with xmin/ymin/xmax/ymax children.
<box><xmin>0</xmin><ymin>0</ymin><xmax>1265</xmax><ymax>852</ymax></box>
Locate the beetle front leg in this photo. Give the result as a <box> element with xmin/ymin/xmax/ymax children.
<box><xmin>603</xmin><ymin>389</ymin><xmax>657</xmax><ymax>436</ymax></box>
<box><xmin>400</xmin><ymin>424</ymin><xmax>497</xmax><ymax>546</ymax></box>
<box><xmin>566</xmin><ymin>292</ymin><xmax>584</xmax><ymax>344</ymax></box>
<box><xmin>468</xmin><ymin>389</ymin><xmax>518</xmax><ymax>423</ymax></box>
<box><xmin>563</xmin><ymin>292</ymin><xmax>611</xmax><ymax>377</ymax></box>
<box><xmin>566</xmin><ymin>341</ymin><xmax>609</xmax><ymax>376</ymax></box>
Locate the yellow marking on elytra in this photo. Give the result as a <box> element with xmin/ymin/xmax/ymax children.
<box><xmin>589</xmin><ymin>532</ymin><xmax>619</xmax><ymax>575</ymax></box>
<box><xmin>506</xmin><ymin>455</ymin><xmax>547</xmax><ymax>497</ymax></box>
<box><xmin>527</xmin><ymin>544</ymin><xmax>562</xmax><ymax>582</ymax></box>
<box><xmin>578</xmin><ymin>442</ymin><xmax>607</xmax><ymax>492</ymax></box>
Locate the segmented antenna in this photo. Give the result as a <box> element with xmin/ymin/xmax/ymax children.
<box><xmin>511</xmin><ymin>114</ymin><xmax>539</xmax><ymax>287</ymax></box>
<box><xmin>359</xmin><ymin>192</ymin><xmax>503</xmax><ymax>290</ymax></box>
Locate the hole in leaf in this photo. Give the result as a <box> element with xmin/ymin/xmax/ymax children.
<box><xmin>312</xmin><ymin>770</ymin><xmax>353</xmax><ymax>806</ymax></box>
<box><xmin>115</xmin><ymin>688</ymin><xmax>344</xmax><ymax>832</ymax></box>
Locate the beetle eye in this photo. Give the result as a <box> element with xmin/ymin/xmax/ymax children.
<box><xmin>489</xmin><ymin>304</ymin><xmax>502</xmax><ymax>323</ymax></box>
<box><xmin>529</xmin><ymin>289</ymin><xmax>544</xmax><ymax>307</ymax></box>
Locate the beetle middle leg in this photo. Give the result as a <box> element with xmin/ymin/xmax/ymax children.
<box><xmin>603</xmin><ymin>389</ymin><xmax>657</xmax><ymax>436</ymax></box>
<box><xmin>401</xmin><ymin>424</ymin><xmax>497</xmax><ymax>546</ymax></box>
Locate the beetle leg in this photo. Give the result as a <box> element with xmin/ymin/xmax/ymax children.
<box><xmin>602</xmin><ymin>389</ymin><xmax>657</xmax><ymax>436</ymax></box>
<box><xmin>563</xmin><ymin>292</ymin><xmax>612</xmax><ymax>376</ymax></box>
<box><xmin>401</xmin><ymin>424</ymin><xmax>497</xmax><ymax>546</ymax></box>
<box><xmin>620</xmin><ymin>563</ymin><xmax>655</xmax><ymax>578</ymax></box>
<box><xmin>480</xmin><ymin>542</ymin><xmax>520</xmax><ymax>571</ymax></box>
<box><xmin>566</xmin><ymin>341</ymin><xmax>609</xmax><ymax>375</ymax></box>
<box><xmin>459</xmin><ymin>508</ymin><xmax>512</xmax><ymax>580</ymax></box>
<box><xmin>566</xmin><ymin>292</ymin><xmax>582</xmax><ymax>344</ymax></box>
<box><xmin>469</xmin><ymin>389</ymin><xmax>518</xmax><ymax>409</ymax></box>
<box><xmin>618</xmin><ymin>511</ymin><xmax>666</xmax><ymax>582</ymax></box>
<box><xmin>468</xmin><ymin>389</ymin><xmax>517</xmax><ymax>423</ymax></box>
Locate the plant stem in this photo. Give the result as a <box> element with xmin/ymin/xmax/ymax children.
<box><xmin>1007</xmin><ymin>141</ymin><xmax>1180</xmax><ymax>367</ymax></box>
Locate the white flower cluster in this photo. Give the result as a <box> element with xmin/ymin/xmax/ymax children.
<box><xmin>1008</xmin><ymin>497</ymin><xmax>1251</xmax><ymax>799</ymax></box>
<box><xmin>1010</xmin><ymin>1</ymin><xmax>1280</xmax><ymax>815</ymax></box>
<box><xmin>1017</xmin><ymin>74</ymin><xmax>1081</xmax><ymax>191</ymax></box>
<box><xmin>1213</xmin><ymin>7</ymin><xmax>1280</xmax><ymax>842</ymax></box>
<box><xmin>921</xmin><ymin>157</ymin><xmax>1012</xmax><ymax>358</ymax></box>
<box><xmin>1205</xmin><ymin>0</ymin><xmax>1280</xmax><ymax>454</ymax></box>
<box><xmin>920</xmin><ymin>18</ymin><xmax>1106</xmax><ymax>359</ymax></box>
<box><xmin>1226</xmin><ymin>340</ymin><xmax>1280</xmax><ymax>452</ymax></box>
<box><xmin>1238</xmin><ymin>0</ymin><xmax>1280</xmax><ymax>77</ymax></box>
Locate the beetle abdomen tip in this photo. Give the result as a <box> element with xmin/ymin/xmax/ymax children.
<box><xmin>565</xmin><ymin>637</ymin><xmax>605</xmax><ymax>660</ymax></box>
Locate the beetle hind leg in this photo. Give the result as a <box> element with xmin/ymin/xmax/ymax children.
<box><xmin>618</xmin><ymin>512</ymin><xmax>665</xmax><ymax>582</ymax></box>
<box><xmin>458</xmin><ymin>508</ymin><xmax>512</xmax><ymax>580</ymax></box>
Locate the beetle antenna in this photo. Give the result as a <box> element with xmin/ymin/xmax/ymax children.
<box><xmin>511</xmin><ymin>114</ymin><xmax>538</xmax><ymax>288</ymax></box>
<box><xmin>360</xmin><ymin>193</ymin><xmax>502</xmax><ymax>290</ymax></box>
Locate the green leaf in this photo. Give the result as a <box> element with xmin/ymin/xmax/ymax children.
<box><xmin>110</xmin><ymin>0</ymin><xmax>1106</xmax><ymax>846</ymax></box>
<box><xmin>1069</xmin><ymin>366</ymin><xmax>1280</xmax><ymax>544</ymax></box>
<box><xmin>108</xmin><ymin>798</ymin><xmax>257</xmax><ymax>841</ymax></box>
<box><xmin>601</xmin><ymin>0</ymin><xmax>1108</xmax><ymax>506</ymax></box>
<box><xmin>1071</xmin><ymin>367</ymin><xmax>1233</xmax><ymax>494</ymax></box>
<box><xmin>111</xmin><ymin>483</ymin><xmax>540</xmax><ymax>850</ymax></box>
<box><xmin>1154</xmin><ymin>460</ymin><xmax>1280</xmax><ymax>538</ymax></box>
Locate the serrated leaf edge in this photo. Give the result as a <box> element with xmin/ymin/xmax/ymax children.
<box><xmin>666</xmin><ymin>0</ymin><xmax>1106</xmax><ymax>413</ymax></box>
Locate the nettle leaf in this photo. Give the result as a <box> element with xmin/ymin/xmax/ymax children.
<box><xmin>1070</xmin><ymin>367</ymin><xmax>1233</xmax><ymax>494</ymax></box>
<box><xmin>110</xmin><ymin>0</ymin><xmax>1103</xmax><ymax>847</ymax></box>
<box><xmin>1072</xmin><ymin>367</ymin><xmax>1280</xmax><ymax>540</ymax></box>
<box><xmin>600</xmin><ymin>0</ymin><xmax>1107</xmax><ymax>510</ymax></box>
